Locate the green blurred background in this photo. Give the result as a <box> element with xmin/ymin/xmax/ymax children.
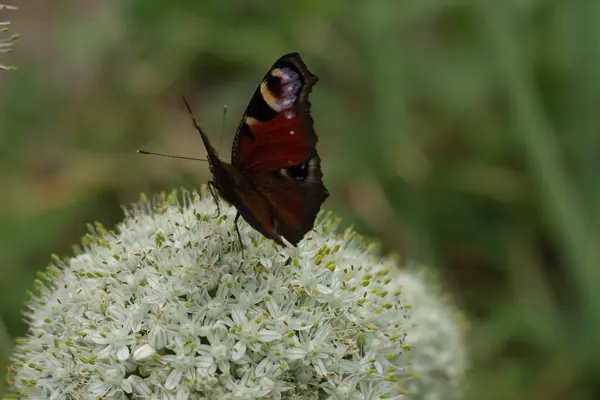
<box><xmin>2</xmin><ymin>0</ymin><xmax>600</xmax><ymax>398</ymax></box>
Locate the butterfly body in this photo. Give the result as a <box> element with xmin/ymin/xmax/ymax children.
<box><xmin>187</xmin><ymin>53</ymin><xmax>329</xmax><ymax>247</ymax></box>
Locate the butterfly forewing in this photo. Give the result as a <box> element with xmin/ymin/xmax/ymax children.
<box><xmin>231</xmin><ymin>53</ymin><xmax>319</xmax><ymax>172</ymax></box>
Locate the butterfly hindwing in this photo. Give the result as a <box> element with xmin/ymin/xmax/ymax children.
<box><xmin>255</xmin><ymin>153</ymin><xmax>328</xmax><ymax>245</ymax></box>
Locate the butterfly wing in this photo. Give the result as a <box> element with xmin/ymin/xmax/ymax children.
<box><xmin>181</xmin><ymin>97</ymin><xmax>234</xmax><ymax>196</ymax></box>
<box><xmin>253</xmin><ymin>154</ymin><xmax>327</xmax><ymax>245</ymax></box>
<box><xmin>220</xmin><ymin>165</ymin><xmax>287</xmax><ymax>246</ymax></box>
<box><xmin>231</xmin><ymin>53</ymin><xmax>329</xmax><ymax>245</ymax></box>
<box><xmin>232</xmin><ymin>53</ymin><xmax>318</xmax><ymax>170</ymax></box>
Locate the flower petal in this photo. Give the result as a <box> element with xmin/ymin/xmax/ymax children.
<box><xmin>165</xmin><ymin>369</ymin><xmax>183</xmax><ymax>391</ymax></box>
<box><xmin>258</xmin><ymin>329</ymin><xmax>282</xmax><ymax>343</ymax></box>
<box><xmin>117</xmin><ymin>345</ymin><xmax>130</xmax><ymax>361</ymax></box>
<box><xmin>133</xmin><ymin>344</ymin><xmax>156</xmax><ymax>363</ymax></box>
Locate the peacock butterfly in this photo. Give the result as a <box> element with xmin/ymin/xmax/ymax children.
<box><xmin>181</xmin><ymin>53</ymin><xmax>329</xmax><ymax>247</ymax></box>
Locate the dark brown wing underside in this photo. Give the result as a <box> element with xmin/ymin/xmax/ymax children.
<box><xmin>254</xmin><ymin>154</ymin><xmax>328</xmax><ymax>245</ymax></box>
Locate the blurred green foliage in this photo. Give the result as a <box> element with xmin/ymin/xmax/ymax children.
<box><xmin>1</xmin><ymin>0</ymin><xmax>600</xmax><ymax>398</ymax></box>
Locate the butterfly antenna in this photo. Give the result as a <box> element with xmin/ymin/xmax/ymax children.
<box><xmin>136</xmin><ymin>149</ymin><xmax>207</xmax><ymax>162</ymax></box>
<box><xmin>218</xmin><ymin>105</ymin><xmax>227</xmax><ymax>156</ymax></box>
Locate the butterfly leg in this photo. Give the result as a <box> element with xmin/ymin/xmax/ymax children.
<box><xmin>234</xmin><ymin>211</ymin><xmax>245</xmax><ymax>258</ymax></box>
<box><xmin>207</xmin><ymin>181</ymin><xmax>221</xmax><ymax>217</ymax></box>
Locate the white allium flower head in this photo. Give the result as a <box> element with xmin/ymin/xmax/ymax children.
<box><xmin>0</xmin><ymin>3</ymin><xmax>18</xmax><ymax>71</ymax></box>
<box><xmin>7</xmin><ymin>188</ymin><xmax>467</xmax><ymax>399</ymax></box>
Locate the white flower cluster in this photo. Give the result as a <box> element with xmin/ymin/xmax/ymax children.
<box><xmin>0</xmin><ymin>3</ymin><xmax>18</xmax><ymax>71</ymax></box>
<box><xmin>7</xmin><ymin>189</ymin><xmax>466</xmax><ymax>399</ymax></box>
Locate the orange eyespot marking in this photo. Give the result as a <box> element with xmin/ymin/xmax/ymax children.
<box><xmin>260</xmin><ymin>80</ymin><xmax>279</xmax><ymax>111</ymax></box>
<box><xmin>260</xmin><ymin>67</ymin><xmax>301</xmax><ymax>112</ymax></box>
<box><xmin>271</xmin><ymin>68</ymin><xmax>284</xmax><ymax>78</ymax></box>
<box><xmin>245</xmin><ymin>116</ymin><xmax>260</xmax><ymax>127</ymax></box>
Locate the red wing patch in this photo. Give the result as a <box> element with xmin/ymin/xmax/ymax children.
<box><xmin>236</xmin><ymin>109</ymin><xmax>311</xmax><ymax>172</ymax></box>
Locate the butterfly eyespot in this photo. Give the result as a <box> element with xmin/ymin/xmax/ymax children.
<box><xmin>261</xmin><ymin>67</ymin><xmax>302</xmax><ymax>112</ymax></box>
<box><xmin>280</xmin><ymin>162</ymin><xmax>309</xmax><ymax>181</ymax></box>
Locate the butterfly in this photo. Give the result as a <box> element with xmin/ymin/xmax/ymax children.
<box><xmin>181</xmin><ymin>53</ymin><xmax>329</xmax><ymax>248</ymax></box>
